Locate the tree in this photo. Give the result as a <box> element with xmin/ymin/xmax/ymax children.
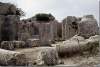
<box><xmin>35</xmin><ymin>13</ymin><xmax>55</xmax><ymax>22</ymax></box>
<box><xmin>16</xmin><ymin>8</ymin><xmax>25</xmax><ymax>17</ymax></box>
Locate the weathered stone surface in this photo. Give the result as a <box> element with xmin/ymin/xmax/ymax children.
<box><xmin>1</xmin><ymin>41</ymin><xmax>26</xmax><ymax>50</ymax></box>
<box><xmin>17</xmin><ymin>21</ymin><xmax>40</xmax><ymax>42</ymax></box>
<box><xmin>0</xmin><ymin>2</ymin><xmax>22</xmax><ymax>42</ymax></box>
<box><xmin>0</xmin><ymin>48</ymin><xmax>28</xmax><ymax>66</ymax></box>
<box><xmin>70</xmin><ymin>35</ymin><xmax>85</xmax><ymax>41</ymax></box>
<box><xmin>38</xmin><ymin>22</ymin><xmax>53</xmax><ymax>46</ymax></box>
<box><xmin>0</xmin><ymin>15</ymin><xmax>20</xmax><ymax>41</ymax></box>
<box><xmin>15</xmin><ymin>47</ymin><xmax>58</xmax><ymax>65</ymax></box>
<box><xmin>62</xmin><ymin>16</ymin><xmax>78</xmax><ymax>40</ymax></box>
<box><xmin>56</xmin><ymin>35</ymin><xmax>99</xmax><ymax>57</ymax></box>
<box><xmin>78</xmin><ymin>15</ymin><xmax>99</xmax><ymax>39</ymax></box>
<box><xmin>26</xmin><ymin>39</ymin><xmax>40</xmax><ymax>47</ymax></box>
<box><xmin>18</xmin><ymin>18</ymin><xmax>58</xmax><ymax>44</ymax></box>
<box><xmin>1</xmin><ymin>41</ymin><xmax>14</xmax><ymax>50</ymax></box>
<box><xmin>50</xmin><ymin>20</ymin><xmax>58</xmax><ymax>41</ymax></box>
<box><xmin>18</xmin><ymin>32</ymin><xmax>31</xmax><ymax>41</ymax></box>
<box><xmin>0</xmin><ymin>2</ymin><xmax>17</xmax><ymax>15</ymax></box>
<box><xmin>56</xmin><ymin>22</ymin><xmax>63</xmax><ymax>41</ymax></box>
<box><xmin>41</xmin><ymin>47</ymin><xmax>59</xmax><ymax>65</ymax></box>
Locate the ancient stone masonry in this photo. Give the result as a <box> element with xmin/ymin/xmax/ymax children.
<box><xmin>41</xmin><ymin>47</ymin><xmax>59</xmax><ymax>65</ymax></box>
<box><xmin>17</xmin><ymin>19</ymin><xmax>59</xmax><ymax>46</ymax></box>
<box><xmin>0</xmin><ymin>2</ymin><xmax>17</xmax><ymax>15</ymax></box>
<box><xmin>56</xmin><ymin>35</ymin><xmax>99</xmax><ymax>57</ymax></box>
<box><xmin>1</xmin><ymin>41</ymin><xmax>26</xmax><ymax>50</ymax></box>
<box><xmin>56</xmin><ymin>22</ymin><xmax>62</xmax><ymax>41</ymax></box>
<box><xmin>17</xmin><ymin>20</ymin><xmax>40</xmax><ymax>41</ymax></box>
<box><xmin>50</xmin><ymin>20</ymin><xmax>58</xmax><ymax>41</ymax></box>
<box><xmin>38</xmin><ymin>21</ymin><xmax>53</xmax><ymax>46</ymax></box>
<box><xmin>0</xmin><ymin>2</ymin><xmax>20</xmax><ymax>42</ymax></box>
<box><xmin>62</xmin><ymin>16</ymin><xmax>78</xmax><ymax>40</ymax></box>
<box><xmin>78</xmin><ymin>15</ymin><xmax>99</xmax><ymax>39</ymax></box>
<box><xmin>17</xmin><ymin>21</ymin><xmax>31</xmax><ymax>41</ymax></box>
<box><xmin>62</xmin><ymin>15</ymin><xmax>99</xmax><ymax>40</ymax></box>
<box><xmin>0</xmin><ymin>48</ymin><xmax>28</xmax><ymax>66</ymax></box>
<box><xmin>0</xmin><ymin>2</ymin><xmax>99</xmax><ymax>66</ymax></box>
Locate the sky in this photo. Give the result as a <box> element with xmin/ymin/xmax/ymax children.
<box><xmin>0</xmin><ymin>0</ymin><xmax>99</xmax><ymax>22</ymax></box>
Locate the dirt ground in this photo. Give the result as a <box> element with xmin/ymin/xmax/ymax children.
<box><xmin>15</xmin><ymin>42</ymin><xmax>100</xmax><ymax>67</ymax></box>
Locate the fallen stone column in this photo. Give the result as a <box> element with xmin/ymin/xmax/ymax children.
<box><xmin>0</xmin><ymin>48</ymin><xmax>28</xmax><ymax>66</ymax></box>
<box><xmin>56</xmin><ymin>35</ymin><xmax>99</xmax><ymax>57</ymax></box>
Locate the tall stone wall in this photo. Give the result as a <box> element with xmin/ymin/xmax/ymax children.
<box><xmin>0</xmin><ymin>2</ymin><xmax>20</xmax><ymax>42</ymax></box>
<box><xmin>38</xmin><ymin>21</ymin><xmax>54</xmax><ymax>46</ymax></box>
<box><xmin>18</xmin><ymin>19</ymin><xmax>58</xmax><ymax>45</ymax></box>
<box><xmin>0</xmin><ymin>2</ymin><xmax>17</xmax><ymax>15</ymax></box>
<box><xmin>78</xmin><ymin>15</ymin><xmax>99</xmax><ymax>38</ymax></box>
<box><xmin>50</xmin><ymin>20</ymin><xmax>58</xmax><ymax>41</ymax></box>
<box><xmin>62</xmin><ymin>16</ymin><xmax>78</xmax><ymax>40</ymax></box>
<box><xmin>17</xmin><ymin>21</ymin><xmax>39</xmax><ymax>41</ymax></box>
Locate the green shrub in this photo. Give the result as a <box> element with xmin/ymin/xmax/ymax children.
<box><xmin>35</xmin><ymin>13</ymin><xmax>55</xmax><ymax>22</ymax></box>
<box><xmin>16</xmin><ymin>8</ymin><xmax>25</xmax><ymax>16</ymax></box>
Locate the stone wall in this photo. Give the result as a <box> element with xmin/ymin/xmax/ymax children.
<box><xmin>0</xmin><ymin>2</ymin><xmax>17</xmax><ymax>15</ymax></box>
<box><xmin>18</xmin><ymin>19</ymin><xmax>58</xmax><ymax>45</ymax></box>
<box><xmin>62</xmin><ymin>16</ymin><xmax>78</xmax><ymax>40</ymax></box>
<box><xmin>62</xmin><ymin>15</ymin><xmax>99</xmax><ymax>40</ymax></box>
<box><xmin>0</xmin><ymin>2</ymin><xmax>20</xmax><ymax>42</ymax></box>
<box><xmin>78</xmin><ymin>15</ymin><xmax>99</xmax><ymax>39</ymax></box>
<box><xmin>38</xmin><ymin>21</ymin><xmax>53</xmax><ymax>46</ymax></box>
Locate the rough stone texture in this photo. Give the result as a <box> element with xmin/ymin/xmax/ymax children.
<box><xmin>18</xmin><ymin>32</ymin><xmax>31</xmax><ymax>41</ymax></box>
<box><xmin>18</xmin><ymin>19</ymin><xmax>58</xmax><ymax>45</ymax></box>
<box><xmin>0</xmin><ymin>15</ymin><xmax>20</xmax><ymax>41</ymax></box>
<box><xmin>17</xmin><ymin>21</ymin><xmax>40</xmax><ymax>41</ymax></box>
<box><xmin>38</xmin><ymin>22</ymin><xmax>53</xmax><ymax>46</ymax></box>
<box><xmin>0</xmin><ymin>2</ymin><xmax>20</xmax><ymax>42</ymax></box>
<box><xmin>56</xmin><ymin>22</ymin><xmax>63</xmax><ymax>41</ymax></box>
<box><xmin>56</xmin><ymin>35</ymin><xmax>99</xmax><ymax>57</ymax></box>
<box><xmin>78</xmin><ymin>15</ymin><xmax>99</xmax><ymax>39</ymax></box>
<box><xmin>0</xmin><ymin>2</ymin><xmax>17</xmax><ymax>15</ymax></box>
<box><xmin>26</xmin><ymin>39</ymin><xmax>40</xmax><ymax>47</ymax></box>
<box><xmin>70</xmin><ymin>35</ymin><xmax>85</xmax><ymax>41</ymax></box>
<box><xmin>0</xmin><ymin>48</ymin><xmax>28</xmax><ymax>66</ymax></box>
<box><xmin>50</xmin><ymin>20</ymin><xmax>58</xmax><ymax>41</ymax></box>
<box><xmin>0</xmin><ymin>15</ymin><xmax>5</xmax><ymax>41</ymax></box>
<box><xmin>1</xmin><ymin>41</ymin><xmax>14</xmax><ymax>50</ymax></box>
<box><xmin>62</xmin><ymin>16</ymin><xmax>78</xmax><ymax>40</ymax></box>
<box><xmin>15</xmin><ymin>47</ymin><xmax>58</xmax><ymax>65</ymax></box>
<box><xmin>41</xmin><ymin>47</ymin><xmax>59</xmax><ymax>65</ymax></box>
<box><xmin>1</xmin><ymin>41</ymin><xmax>26</xmax><ymax>50</ymax></box>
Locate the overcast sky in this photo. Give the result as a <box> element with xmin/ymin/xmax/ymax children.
<box><xmin>0</xmin><ymin>0</ymin><xmax>99</xmax><ymax>22</ymax></box>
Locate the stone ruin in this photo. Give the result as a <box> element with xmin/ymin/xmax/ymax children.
<box><xmin>17</xmin><ymin>14</ymin><xmax>58</xmax><ymax>46</ymax></box>
<box><xmin>0</xmin><ymin>2</ymin><xmax>26</xmax><ymax>50</ymax></box>
<box><xmin>78</xmin><ymin>15</ymin><xmax>99</xmax><ymax>38</ymax></box>
<box><xmin>0</xmin><ymin>2</ymin><xmax>20</xmax><ymax>42</ymax></box>
<box><xmin>62</xmin><ymin>15</ymin><xmax>99</xmax><ymax>40</ymax></box>
<box><xmin>0</xmin><ymin>2</ymin><xmax>99</xmax><ymax>48</ymax></box>
<box><xmin>0</xmin><ymin>2</ymin><xmax>99</xmax><ymax>66</ymax></box>
<box><xmin>62</xmin><ymin>16</ymin><xmax>78</xmax><ymax>40</ymax></box>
